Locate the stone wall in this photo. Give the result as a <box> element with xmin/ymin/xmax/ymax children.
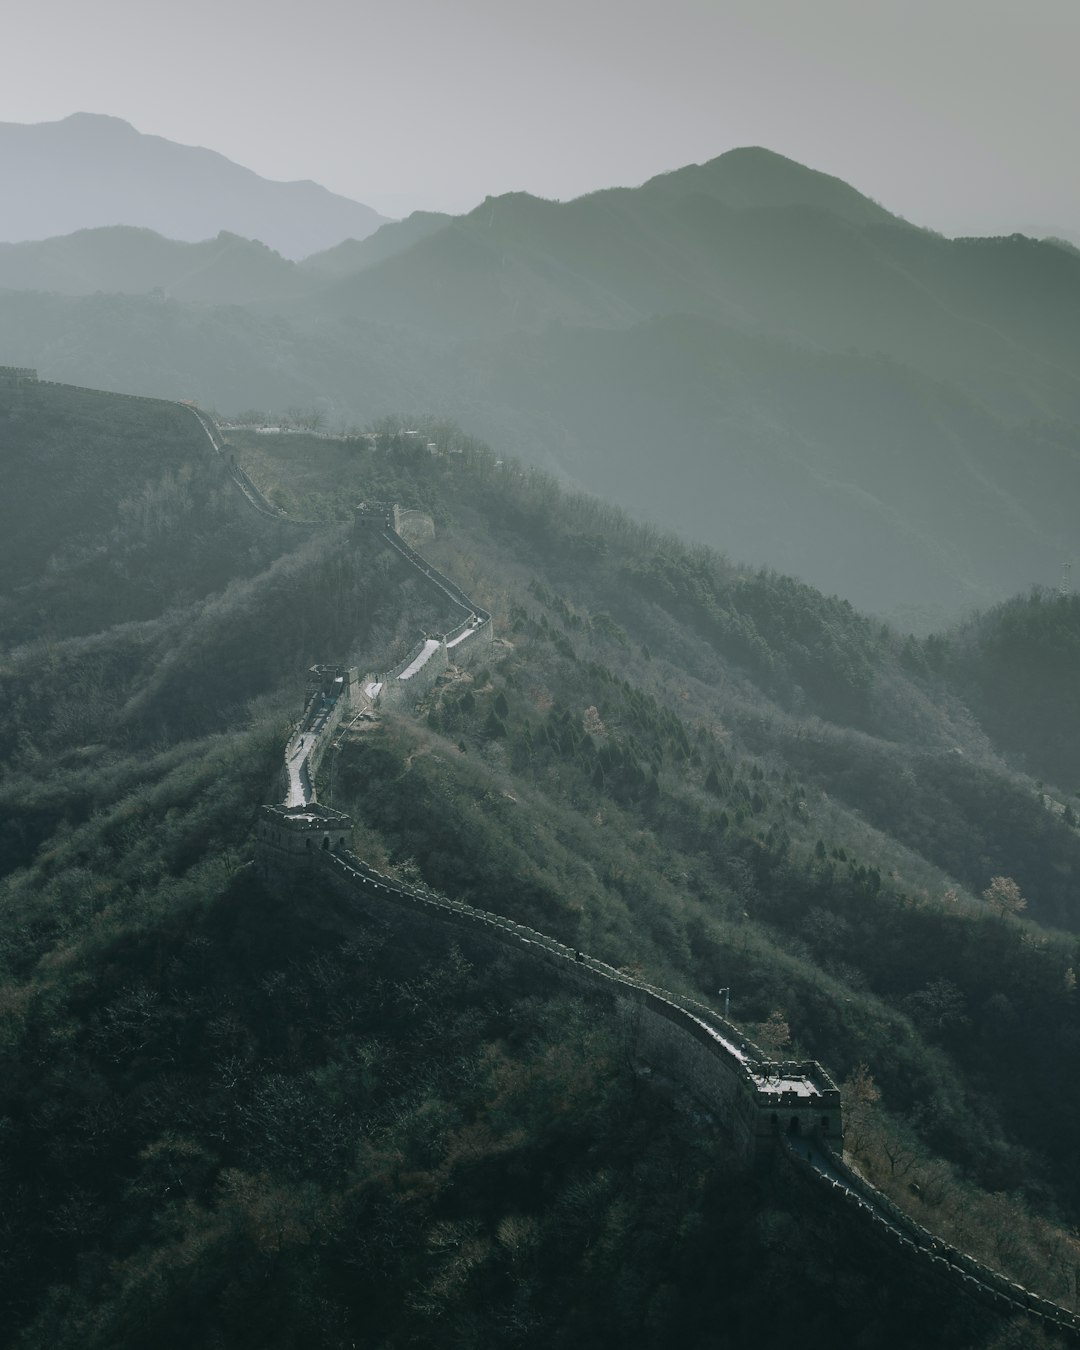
<box><xmin>628</xmin><ymin>986</ymin><xmax>760</xmax><ymax>1155</ymax></box>
<box><xmin>774</xmin><ymin>1137</ymin><xmax>1080</xmax><ymax>1339</ymax></box>
<box><xmin>305</xmin><ymin>847</ymin><xmax>815</xmax><ymax>1165</ymax></box>
<box><xmin>366</xmin><ymin>521</ymin><xmax>493</xmax><ymax>708</ymax></box>
<box><xmin>375</xmin><ymin>638</ymin><xmax>450</xmax><ymax>711</ymax></box>
<box><xmin>304</xmin><ymin>691</ymin><xmax>353</xmax><ymax>780</ymax></box>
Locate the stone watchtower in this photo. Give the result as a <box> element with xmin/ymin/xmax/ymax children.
<box><xmin>752</xmin><ymin>1060</ymin><xmax>843</xmax><ymax>1150</ymax></box>
<box><xmin>254</xmin><ymin>803</ymin><xmax>353</xmax><ymax>881</ymax></box>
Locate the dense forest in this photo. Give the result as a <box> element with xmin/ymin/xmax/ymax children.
<box><xmin>0</xmin><ymin>383</ymin><xmax>1078</xmax><ymax>1347</ymax></box>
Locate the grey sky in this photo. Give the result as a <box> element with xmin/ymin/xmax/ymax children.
<box><xmin>4</xmin><ymin>0</ymin><xmax>1078</xmax><ymax>232</ymax></box>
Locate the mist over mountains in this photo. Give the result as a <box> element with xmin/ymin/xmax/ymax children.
<box><xmin>1</xmin><ymin>132</ymin><xmax>1078</xmax><ymax>626</ymax></box>
<box><xmin>0</xmin><ymin>113</ymin><xmax>389</xmax><ymax>259</ymax></box>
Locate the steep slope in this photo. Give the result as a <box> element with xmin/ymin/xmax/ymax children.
<box><xmin>0</xmin><ymin>113</ymin><xmax>389</xmax><ymax>259</ymax></box>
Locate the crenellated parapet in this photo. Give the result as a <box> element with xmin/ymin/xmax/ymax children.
<box><xmin>0</xmin><ymin>366</ymin><xmax>38</xmax><ymax>386</ymax></box>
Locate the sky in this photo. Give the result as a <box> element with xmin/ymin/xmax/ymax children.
<box><xmin>3</xmin><ymin>0</ymin><xmax>1078</xmax><ymax>234</ymax></box>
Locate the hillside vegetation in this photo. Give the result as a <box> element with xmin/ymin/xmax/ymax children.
<box><xmin>1</xmin><ymin>383</ymin><xmax>1078</xmax><ymax>1346</ymax></box>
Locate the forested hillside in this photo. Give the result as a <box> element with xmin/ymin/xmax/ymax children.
<box><xmin>0</xmin><ymin>385</ymin><xmax>1078</xmax><ymax>1347</ymax></box>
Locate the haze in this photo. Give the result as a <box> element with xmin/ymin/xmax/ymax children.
<box><xmin>4</xmin><ymin>0</ymin><xmax>1078</xmax><ymax>234</ymax></box>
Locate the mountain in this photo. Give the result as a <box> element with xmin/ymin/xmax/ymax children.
<box><xmin>0</xmin><ymin>113</ymin><xmax>390</xmax><ymax>259</ymax></box>
<box><xmin>4</xmin><ymin>145</ymin><xmax>1080</xmax><ymax>626</ymax></box>
<box><xmin>0</xmin><ymin>227</ymin><xmax>312</xmax><ymax>304</ymax></box>
<box><xmin>2</xmin><ymin>379</ymin><xmax>1079</xmax><ymax>1346</ymax></box>
<box><xmin>294</xmin><ymin>153</ymin><xmax>1080</xmax><ymax>412</ymax></box>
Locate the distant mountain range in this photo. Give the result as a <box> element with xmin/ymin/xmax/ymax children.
<box><xmin>0</xmin><ymin>113</ymin><xmax>389</xmax><ymax>259</ymax></box>
<box><xmin>1</xmin><ymin>141</ymin><xmax>1077</xmax><ymax>627</ymax></box>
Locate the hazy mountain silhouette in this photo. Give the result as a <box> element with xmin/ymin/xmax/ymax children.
<box><xmin>0</xmin><ymin>227</ymin><xmax>312</xmax><ymax>303</ymax></box>
<box><xmin>0</xmin><ymin>113</ymin><xmax>389</xmax><ymax>259</ymax></box>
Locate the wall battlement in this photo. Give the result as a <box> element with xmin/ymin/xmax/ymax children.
<box><xmin>0</xmin><ymin>366</ymin><xmax>38</xmax><ymax>386</ymax></box>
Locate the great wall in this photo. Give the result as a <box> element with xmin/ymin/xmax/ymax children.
<box><xmin>6</xmin><ymin>368</ymin><xmax>1080</xmax><ymax>1339</ymax></box>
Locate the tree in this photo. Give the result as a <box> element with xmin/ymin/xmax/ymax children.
<box><xmin>982</xmin><ymin>874</ymin><xmax>1027</xmax><ymax>920</ymax></box>
<box><xmin>757</xmin><ymin>1010</ymin><xmax>791</xmax><ymax>1056</ymax></box>
<box><xmin>842</xmin><ymin>1063</ymin><xmax>881</xmax><ymax>1156</ymax></box>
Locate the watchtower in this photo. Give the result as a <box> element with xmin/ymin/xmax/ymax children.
<box><xmin>254</xmin><ymin>803</ymin><xmax>353</xmax><ymax>880</ymax></box>
<box><xmin>753</xmin><ymin>1060</ymin><xmax>843</xmax><ymax>1150</ymax></box>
